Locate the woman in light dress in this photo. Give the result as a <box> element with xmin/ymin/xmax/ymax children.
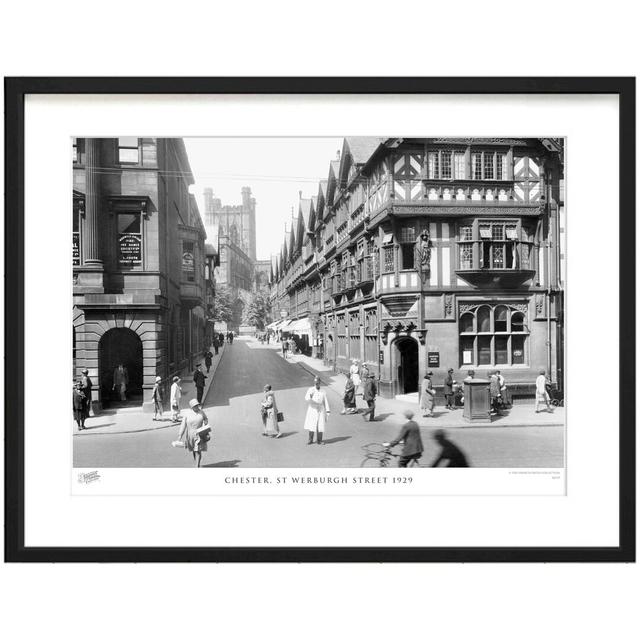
<box><xmin>177</xmin><ymin>398</ymin><xmax>210</xmax><ymax>467</ymax></box>
<box><xmin>349</xmin><ymin>359</ymin><xmax>362</xmax><ymax>396</ymax></box>
<box><xmin>261</xmin><ymin>384</ymin><xmax>281</xmax><ymax>438</ymax></box>
<box><xmin>420</xmin><ymin>371</ymin><xmax>436</xmax><ymax>417</ymax></box>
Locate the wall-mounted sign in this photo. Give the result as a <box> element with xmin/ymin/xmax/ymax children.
<box><xmin>73</xmin><ymin>232</ymin><xmax>80</xmax><ymax>266</ymax></box>
<box><xmin>118</xmin><ymin>234</ymin><xmax>142</xmax><ymax>267</ymax></box>
<box><xmin>428</xmin><ymin>351</ymin><xmax>440</xmax><ymax>367</ymax></box>
<box><xmin>182</xmin><ymin>251</ymin><xmax>195</xmax><ymax>272</ymax></box>
<box><xmin>379</xmin><ymin>350</ymin><xmax>384</xmax><ymax>364</ymax></box>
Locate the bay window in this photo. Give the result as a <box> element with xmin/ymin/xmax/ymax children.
<box><xmin>459</xmin><ymin>303</ymin><xmax>529</xmax><ymax>367</ymax></box>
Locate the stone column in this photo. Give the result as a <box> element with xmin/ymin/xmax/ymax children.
<box><xmin>83</xmin><ymin>138</ymin><xmax>103</xmax><ymax>267</ymax></box>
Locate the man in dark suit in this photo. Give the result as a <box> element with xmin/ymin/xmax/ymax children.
<box><xmin>361</xmin><ymin>373</ymin><xmax>378</xmax><ymax>422</ymax></box>
<box><xmin>193</xmin><ymin>363</ymin><xmax>207</xmax><ymax>404</ymax></box>
<box><xmin>384</xmin><ymin>409</ymin><xmax>424</xmax><ymax>467</ymax></box>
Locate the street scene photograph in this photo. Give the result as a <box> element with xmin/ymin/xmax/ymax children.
<box><xmin>72</xmin><ymin>136</ymin><xmax>565</xmax><ymax>469</ymax></box>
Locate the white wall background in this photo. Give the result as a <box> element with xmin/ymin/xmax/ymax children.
<box><xmin>1</xmin><ymin>2</ymin><xmax>638</xmax><ymax>640</ymax></box>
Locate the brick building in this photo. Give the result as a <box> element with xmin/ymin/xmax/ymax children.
<box><xmin>72</xmin><ymin>137</ymin><xmax>210</xmax><ymax>411</ymax></box>
<box><xmin>270</xmin><ymin>137</ymin><xmax>564</xmax><ymax>399</ymax></box>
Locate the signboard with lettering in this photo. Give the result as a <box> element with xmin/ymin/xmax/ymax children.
<box><xmin>379</xmin><ymin>350</ymin><xmax>384</xmax><ymax>364</ymax></box>
<box><xmin>118</xmin><ymin>234</ymin><xmax>142</xmax><ymax>268</ymax></box>
<box><xmin>428</xmin><ymin>351</ymin><xmax>440</xmax><ymax>367</ymax></box>
<box><xmin>73</xmin><ymin>232</ymin><xmax>80</xmax><ymax>266</ymax></box>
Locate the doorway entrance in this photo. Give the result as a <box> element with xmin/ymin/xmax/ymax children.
<box><xmin>98</xmin><ymin>328</ymin><xmax>144</xmax><ymax>407</ymax></box>
<box><xmin>395</xmin><ymin>337</ymin><xmax>419</xmax><ymax>394</ymax></box>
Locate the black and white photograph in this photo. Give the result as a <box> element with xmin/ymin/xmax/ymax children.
<box><xmin>72</xmin><ymin>136</ymin><xmax>566</xmax><ymax>472</ymax></box>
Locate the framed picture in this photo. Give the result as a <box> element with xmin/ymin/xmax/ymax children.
<box><xmin>4</xmin><ymin>77</ymin><xmax>635</xmax><ymax>562</ymax></box>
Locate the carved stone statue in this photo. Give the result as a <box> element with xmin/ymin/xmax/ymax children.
<box><xmin>414</xmin><ymin>230</ymin><xmax>431</xmax><ymax>280</ymax></box>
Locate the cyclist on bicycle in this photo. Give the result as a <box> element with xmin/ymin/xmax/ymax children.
<box><xmin>383</xmin><ymin>409</ymin><xmax>424</xmax><ymax>468</ymax></box>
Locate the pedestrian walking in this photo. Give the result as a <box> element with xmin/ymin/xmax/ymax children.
<box><xmin>80</xmin><ymin>368</ymin><xmax>93</xmax><ymax>416</ymax></box>
<box><xmin>535</xmin><ymin>369</ymin><xmax>553</xmax><ymax>413</ymax></box>
<box><xmin>361</xmin><ymin>373</ymin><xmax>378</xmax><ymax>422</ymax></box>
<box><xmin>204</xmin><ymin>350</ymin><xmax>213</xmax><ymax>373</ymax></box>
<box><xmin>282</xmin><ymin>338</ymin><xmax>288</xmax><ymax>359</ymax></box>
<box><xmin>73</xmin><ymin>382</ymin><xmax>87</xmax><ymax>430</ymax></box>
<box><xmin>489</xmin><ymin>370</ymin><xmax>503</xmax><ymax>416</ymax></box>
<box><xmin>349</xmin><ymin>359</ymin><xmax>361</xmax><ymax>396</ymax></box>
<box><xmin>341</xmin><ymin>373</ymin><xmax>357</xmax><ymax>414</ymax></box>
<box><xmin>383</xmin><ymin>409</ymin><xmax>424</xmax><ymax>467</ymax></box>
<box><xmin>176</xmin><ymin>398</ymin><xmax>211</xmax><ymax>467</ymax></box>
<box><xmin>170</xmin><ymin>375</ymin><xmax>182</xmax><ymax>422</ymax></box>
<box><xmin>193</xmin><ymin>363</ymin><xmax>207</xmax><ymax>405</ymax></box>
<box><xmin>420</xmin><ymin>371</ymin><xmax>435</xmax><ymax>417</ymax></box>
<box><xmin>213</xmin><ymin>336</ymin><xmax>219</xmax><ymax>355</ymax></box>
<box><xmin>219</xmin><ymin>332</ymin><xmax>225</xmax><ymax>344</ymax></box>
<box><xmin>496</xmin><ymin>369</ymin><xmax>510</xmax><ymax>407</ymax></box>
<box><xmin>151</xmin><ymin>376</ymin><xmax>164</xmax><ymax>421</ymax></box>
<box><xmin>444</xmin><ymin>368</ymin><xmax>457</xmax><ymax>410</ymax></box>
<box><xmin>112</xmin><ymin>363</ymin><xmax>128</xmax><ymax>401</ymax></box>
<box><xmin>304</xmin><ymin>377</ymin><xmax>331</xmax><ymax>444</ymax></box>
<box><xmin>260</xmin><ymin>384</ymin><xmax>281</xmax><ymax>438</ymax></box>
<box><xmin>431</xmin><ymin>429</ymin><xmax>469</xmax><ymax>467</ymax></box>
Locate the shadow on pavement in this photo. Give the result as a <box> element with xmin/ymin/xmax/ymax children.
<box><xmin>275</xmin><ymin>431</ymin><xmax>298</xmax><ymax>439</ymax></box>
<box><xmin>204</xmin><ymin>459</ymin><xmax>242</xmax><ymax>467</ymax></box>
<box><xmin>323</xmin><ymin>436</ymin><xmax>352</xmax><ymax>445</ymax></box>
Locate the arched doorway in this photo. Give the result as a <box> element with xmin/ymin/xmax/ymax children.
<box><xmin>99</xmin><ymin>328</ymin><xmax>143</xmax><ymax>407</ymax></box>
<box><xmin>394</xmin><ymin>337</ymin><xmax>419</xmax><ymax>394</ymax></box>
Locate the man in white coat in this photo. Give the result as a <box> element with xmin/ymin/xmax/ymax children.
<box><xmin>304</xmin><ymin>376</ymin><xmax>331</xmax><ymax>445</ymax></box>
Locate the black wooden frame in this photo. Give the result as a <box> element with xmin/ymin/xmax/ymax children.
<box><xmin>4</xmin><ymin>77</ymin><xmax>635</xmax><ymax>562</ymax></box>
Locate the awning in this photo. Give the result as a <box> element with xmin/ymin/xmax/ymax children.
<box><xmin>288</xmin><ymin>317</ymin><xmax>313</xmax><ymax>335</ymax></box>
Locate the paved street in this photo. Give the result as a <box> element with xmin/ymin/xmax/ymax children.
<box><xmin>74</xmin><ymin>338</ymin><xmax>564</xmax><ymax>468</ymax></box>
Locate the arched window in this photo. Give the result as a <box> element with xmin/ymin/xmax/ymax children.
<box><xmin>458</xmin><ymin>304</ymin><xmax>529</xmax><ymax>367</ymax></box>
<box><xmin>511</xmin><ymin>311</ymin><xmax>525</xmax><ymax>332</ymax></box>
<box><xmin>477</xmin><ymin>306</ymin><xmax>491</xmax><ymax>332</ymax></box>
<box><xmin>495</xmin><ymin>306</ymin><xmax>508</xmax><ymax>332</ymax></box>
<box><xmin>460</xmin><ymin>312</ymin><xmax>474</xmax><ymax>333</ymax></box>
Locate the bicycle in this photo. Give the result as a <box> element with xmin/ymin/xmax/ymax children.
<box><xmin>360</xmin><ymin>442</ymin><xmax>422</xmax><ymax>468</ymax></box>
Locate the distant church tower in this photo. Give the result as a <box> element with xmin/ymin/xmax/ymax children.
<box><xmin>203</xmin><ymin>186</ymin><xmax>256</xmax><ymax>262</ymax></box>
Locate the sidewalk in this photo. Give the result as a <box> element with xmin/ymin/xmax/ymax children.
<box><xmin>75</xmin><ymin>343</ymin><xmax>226</xmax><ymax>436</ymax></box>
<box><xmin>283</xmin><ymin>348</ymin><xmax>564</xmax><ymax>429</ymax></box>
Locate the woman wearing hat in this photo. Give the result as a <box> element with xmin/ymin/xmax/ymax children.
<box><xmin>349</xmin><ymin>359</ymin><xmax>362</xmax><ymax>397</ymax></box>
<box><xmin>177</xmin><ymin>399</ymin><xmax>211</xmax><ymax>467</ymax></box>
<box><xmin>420</xmin><ymin>371</ymin><xmax>436</xmax><ymax>417</ymax></box>
<box><xmin>170</xmin><ymin>376</ymin><xmax>182</xmax><ymax>422</ymax></box>
<box><xmin>152</xmin><ymin>376</ymin><xmax>164</xmax><ymax>421</ymax></box>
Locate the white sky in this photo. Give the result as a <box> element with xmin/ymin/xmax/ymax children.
<box><xmin>185</xmin><ymin>137</ymin><xmax>343</xmax><ymax>260</ymax></box>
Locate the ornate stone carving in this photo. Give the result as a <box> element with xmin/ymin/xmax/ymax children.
<box><xmin>444</xmin><ymin>294</ymin><xmax>454</xmax><ymax>317</ymax></box>
<box><xmin>414</xmin><ymin>229</ymin><xmax>431</xmax><ymax>283</ymax></box>
<box><xmin>535</xmin><ymin>295</ymin><xmax>544</xmax><ymax>316</ymax></box>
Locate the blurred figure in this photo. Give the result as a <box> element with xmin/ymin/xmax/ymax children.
<box><xmin>112</xmin><ymin>363</ymin><xmax>128</xmax><ymax>401</ymax></box>
<box><xmin>80</xmin><ymin>368</ymin><xmax>93</xmax><ymax>416</ymax></box>
<box><xmin>383</xmin><ymin>409</ymin><xmax>424</xmax><ymax>467</ymax></box>
<box><xmin>431</xmin><ymin>430</ymin><xmax>469</xmax><ymax>467</ymax></box>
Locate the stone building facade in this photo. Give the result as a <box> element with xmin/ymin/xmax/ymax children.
<box><xmin>72</xmin><ymin>138</ymin><xmax>210</xmax><ymax>411</ymax></box>
<box><xmin>270</xmin><ymin>137</ymin><xmax>564</xmax><ymax>399</ymax></box>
